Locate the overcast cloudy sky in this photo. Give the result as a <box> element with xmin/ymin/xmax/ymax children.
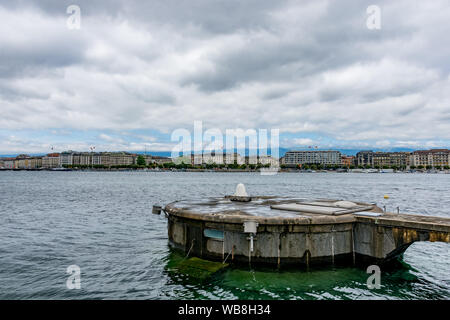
<box><xmin>1</xmin><ymin>0</ymin><xmax>450</xmax><ymax>154</ymax></box>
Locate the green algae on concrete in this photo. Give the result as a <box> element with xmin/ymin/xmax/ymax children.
<box><xmin>175</xmin><ymin>257</ymin><xmax>229</xmax><ymax>280</ymax></box>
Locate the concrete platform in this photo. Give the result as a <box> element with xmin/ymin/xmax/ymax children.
<box><xmin>164</xmin><ymin>196</ymin><xmax>450</xmax><ymax>268</ymax></box>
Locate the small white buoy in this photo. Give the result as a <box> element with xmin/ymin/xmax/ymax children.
<box><xmin>234</xmin><ymin>183</ymin><xmax>248</xmax><ymax>197</ymax></box>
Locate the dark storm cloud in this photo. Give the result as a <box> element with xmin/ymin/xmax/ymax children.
<box><xmin>176</xmin><ymin>0</ymin><xmax>417</xmax><ymax>93</ymax></box>
<box><xmin>0</xmin><ymin>42</ymin><xmax>85</xmax><ymax>78</ymax></box>
<box><xmin>4</xmin><ymin>0</ymin><xmax>283</xmax><ymax>33</ymax></box>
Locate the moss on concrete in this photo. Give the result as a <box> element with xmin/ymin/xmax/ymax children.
<box><xmin>175</xmin><ymin>257</ymin><xmax>229</xmax><ymax>279</ymax></box>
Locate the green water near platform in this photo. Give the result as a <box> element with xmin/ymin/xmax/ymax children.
<box><xmin>164</xmin><ymin>250</ymin><xmax>446</xmax><ymax>300</ymax></box>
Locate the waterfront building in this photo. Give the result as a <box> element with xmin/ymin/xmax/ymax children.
<box><xmin>151</xmin><ymin>156</ymin><xmax>172</xmax><ymax>165</ymax></box>
<box><xmin>2</xmin><ymin>158</ymin><xmax>16</xmax><ymax>169</ymax></box>
<box><xmin>14</xmin><ymin>154</ymin><xmax>28</xmax><ymax>169</ymax></box>
<box><xmin>386</xmin><ymin>152</ymin><xmax>410</xmax><ymax>168</ymax></box>
<box><xmin>142</xmin><ymin>155</ymin><xmax>153</xmax><ymax>165</ymax></box>
<box><xmin>192</xmin><ymin>153</ymin><xmax>223</xmax><ymax>165</ymax></box>
<box><xmin>42</xmin><ymin>153</ymin><xmax>60</xmax><ymax>168</ymax></box>
<box><xmin>372</xmin><ymin>152</ymin><xmax>390</xmax><ymax>168</ymax></box>
<box><xmin>92</xmin><ymin>153</ymin><xmax>102</xmax><ymax>165</ymax></box>
<box><xmin>190</xmin><ymin>152</ymin><xmax>277</xmax><ymax>166</ymax></box>
<box><xmin>284</xmin><ymin>150</ymin><xmax>342</xmax><ymax>166</ymax></box>
<box><xmin>191</xmin><ymin>152</ymin><xmax>244</xmax><ymax>165</ymax></box>
<box><xmin>30</xmin><ymin>157</ymin><xmax>43</xmax><ymax>169</ymax></box>
<box><xmin>225</xmin><ymin>152</ymin><xmax>244</xmax><ymax>165</ymax></box>
<box><xmin>99</xmin><ymin>152</ymin><xmax>135</xmax><ymax>166</ymax></box>
<box><xmin>356</xmin><ymin>151</ymin><xmax>374</xmax><ymax>167</ymax></box>
<box><xmin>246</xmin><ymin>155</ymin><xmax>279</xmax><ymax>166</ymax></box>
<box><xmin>59</xmin><ymin>151</ymin><xmax>74</xmax><ymax>166</ymax></box>
<box><xmin>72</xmin><ymin>152</ymin><xmax>92</xmax><ymax>166</ymax></box>
<box><xmin>341</xmin><ymin>155</ymin><xmax>354</xmax><ymax>167</ymax></box>
<box><xmin>204</xmin><ymin>153</ymin><xmax>225</xmax><ymax>165</ymax></box>
<box><xmin>264</xmin><ymin>156</ymin><xmax>280</xmax><ymax>166</ymax></box>
<box><xmin>357</xmin><ymin>151</ymin><xmax>411</xmax><ymax>168</ymax></box>
<box><xmin>59</xmin><ymin>151</ymin><xmax>140</xmax><ymax>167</ymax></box>
<box><xmin>191</xmin><ymin>153</ymin><xmax>201</xmax><ymax>165</ymax></box>
<box><xmin>14</xmin><ymin>155</ymin><xmax>42</xmax><ymax>169</ymax></box>
<box><xmin>410</xmin><ymin>149</ymin><xmax>450</xmax><ymax>167</ymax></box>
<box><xmin>15</xmin><ymin>155</ymin><xmax>27</xmax><ymax>169</ymax></box>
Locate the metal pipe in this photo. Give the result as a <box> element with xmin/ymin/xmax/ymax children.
<box><xmin>185</xmin><ymin>239</ymin><xmax>195</xmax><ymax>259</ymax></box>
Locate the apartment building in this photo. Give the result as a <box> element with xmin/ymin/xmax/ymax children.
<box><xmin>59</xmin><ymin>151</ymin><xmax>138</xmax><ymax>167</ymax></box>
<box><xmin>341</xmin><ymin>155</ymin><xmax>355</xmax><ymax>167</ymax></box>
<box><xmin>192</xmin><ymin>153</ymin><xmax>224</xmax><ymax>165</ymax></box>
<box><xmin>246</xmin><ymin>155</ymin><xmax>279</xmax><ymax>166</ymax></box>
<box><xmin>72</xmin><ymin>152</ymin><xmax>92</xmax><ymax>166</ymax></box>
<box><xmin>410</xmin><ymin>149</ymin><xmax>450</xmax><ymax>167</ymax></box>
<box><xmin>98</xmin><ymin>152</ymin><xmax>136</xmax><ymax>166</ymax></box>
<box><xmin>372</xmin><ymin>152</ymin><xmax>390</xmax><ymax>168</ymax></box>
<box><xmin>284</xmin><ymin>150</ymin><xmax>342</xmax><ymax>166</ymax></box>
<box><xmin>357</xmin><ymin>151</ymin><xmax>410</xmax><ymax>168</ymax></box>
<box><xmin>356</xmin><ymin>151</ymin><xmax>374</xmax><ymax>167</ymax></box>
<box><xmin>2</xmin><ymin>158</ymin><xmax>16</xmax><ymax>169</ymax></box>
<box><xmin>42</xmin><ymin>153</ymin><xmax>60</xmax><ymax>168</ymax></box>
<box><xmin>191</xmin><ymin>152</ymin><xmax>245</xmax><ymax>165</ymax></box>
<box><xmin>151</xmin><ymin>156</ymin><xmax>172</xmax><ymax>165</ymax></box>
<box><xmin>387</xmin><ymin>152</ymin><xmax>410</xmax><ymax>168</ymax></box>
<box><xmin>14</xmin><ymin>155</ymin><xmax>42</xmax><ymax>169</ymax></box>
<box><xmin>59</xmin><ymin>151</ymin><xmax>74</xmax><ymax>166</ymax></box>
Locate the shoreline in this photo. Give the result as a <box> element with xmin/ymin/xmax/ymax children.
<box><xmin>1</xmin><ymin>168</ymin><xmax>449</xmax><ymax>174</ymax></box>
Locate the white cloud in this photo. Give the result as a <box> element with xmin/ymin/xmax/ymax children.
<box><xmin>292</xmin><ymin>138</ymin><xmax>315</xmax><ymax>146</ymax></box>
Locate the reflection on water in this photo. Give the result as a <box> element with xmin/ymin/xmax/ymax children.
<box><xmin>0</xmin><ymin>171</ymin><xmax>449</xmax><ymax>299</ymax></box>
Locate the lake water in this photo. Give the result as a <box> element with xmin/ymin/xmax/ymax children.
<box><xmin>0</xmin><ymin>171</ymin><xmax>449</xmax><ymax>299</ymax></box>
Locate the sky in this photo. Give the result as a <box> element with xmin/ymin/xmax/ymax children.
<box><xmin>1</xmin><ymin>0</ymin><xmax>450</xmax><ymax>155</ymax></box>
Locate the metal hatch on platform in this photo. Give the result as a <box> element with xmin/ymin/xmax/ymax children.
<box><xmin>270</xmin><ymin>200</ymin><xmax>374</xmax><ymax>216</ymax></box>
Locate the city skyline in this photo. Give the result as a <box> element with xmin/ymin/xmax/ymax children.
<box><xmin>1</xmin><ymin>1</ymin><xmax>450</xmax><ymax>153</ymax></box>
<box><xmin>3</xmin><ymin>148</ymin><xmax>450</xmax><ymax>170</ymax></box>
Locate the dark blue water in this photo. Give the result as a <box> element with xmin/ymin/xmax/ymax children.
<box><xmin>0</xmin><ymin>171</ymin><xmax>449</xmax><ymax>299</ymax></box>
